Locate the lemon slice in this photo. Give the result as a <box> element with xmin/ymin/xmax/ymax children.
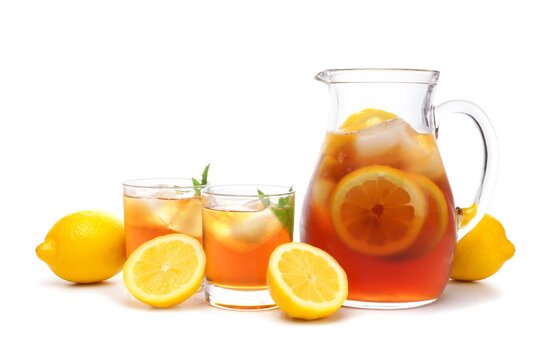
<box><xmin>123</xmin><ymin>233</ymin><xmax>206</xmax><ymax>308</ymax></box>
<box><xmin>339</xmin><ymin>108</ymin><xmax>398</xmax><ymax>132</ymax></box>
<box><xmin>395</xmin><ymin>174</ymin><xmax>449</xmax><ymax>258</ymax></box>
<box><xmin>267</xmin><ymin>243</ymin><xmax>348</xmax><ymax>320</ymax></box>
<box><xmin>330</xmin><ymin>165</ymin><xmax>427</xmax><ymax>256</ymax></box>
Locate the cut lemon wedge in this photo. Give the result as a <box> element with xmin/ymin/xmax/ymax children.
<box><xmin>330</xmin><ymin>166</ymin><xmax>427</xmax><ymax>256</ymax></box>
<box><xmin>339</xmin><ymin>108</ymin><xmax>398</xmax><ymax>132</ymax></box>
<box><xmin>267</xmin><ymin>243</ymin><xmax>348</xmax><ymax>320</ymax></box>
<box><xmin>123</xmin><ymin>233</ymin><xmax>205</xmax><ymax>308</ymax></box>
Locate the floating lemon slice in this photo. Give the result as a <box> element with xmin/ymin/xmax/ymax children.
<box><xmin>330</xmin><ymin>166</ymin><xmax>427</xmax><ymax>256</ymax></box>
<box><xmin>339</xmin><ymin>108</ymin><xmax>398</xmax><ymax>132</ymax></box>
<box><xmin>267</xmin><ymin>243</ymin><xmax>348</xmax><ymax>320</ymax></box>
<box><xmin>123</xmin><ymin>233</ymin><xmax>205</xmax><ymax>308</ymax></box>
<box><xmin>395</xmin><ymin>174</ymin><xmax>449</xmax><ymax>258</ymax></box>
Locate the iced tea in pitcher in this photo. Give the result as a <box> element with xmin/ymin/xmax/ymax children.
<box><xmin>302</xmin><ymin>109</ymin><xmax>456</xmax><ymax>307</ymax></box>
<box><xmin>302</xmin><ymin>68</ymin><xmax>498</xmax><ymax>309</ymax></box>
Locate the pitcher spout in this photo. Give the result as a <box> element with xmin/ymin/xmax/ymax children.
<box><xmin>315</xmin><ymin>70</ymin><xmax>333</xmax><ymax>84</ymax></box>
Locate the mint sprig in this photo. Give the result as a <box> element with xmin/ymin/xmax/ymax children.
<box><xmin>192</xmin><ymin>163</ymin><xmax>210</xmax><ymax>195</ymax></box>
<box><xmin>258</xmin><ymin>186</ymin><xmax>294</xmax><ymax>238</ymax></box>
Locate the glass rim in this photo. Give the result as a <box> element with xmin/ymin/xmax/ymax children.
<box><xmin>122</xmin><ymin>178</ymin><xmax>205</xmax><ymax>189</ymax></box>
<box><xmin>315</xmin><ymin>68</ymin><xmax>440</xmax><ymax>85</ymax></box>
<box><xmin>202</xmin><ymin>184</ymin><xmax>295</xmax><ymax>198</ymax></box>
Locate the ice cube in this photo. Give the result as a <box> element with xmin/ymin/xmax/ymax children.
<box><xmin>311</xmin><ymin>177</ymin><xmax>336</xmax><ymax>208</ymax></box>
<box><xmin>167</xmin><ymin>198</ymin><xmax>203</xmax><ymax>240</ymax></box>
<box><xmin>148</xmin><ymin>197</ymin><xmax>181</xmax><ymax>226</ymax></box>
<box><xmin>354</xmin><ymin>118</ymin><xmax>412</xmax><ymax>159</ymax></box>
<box><xmin>207</xmin><ymin>207</ymin><xmax>282</xmax><ymax>253</ymax></box>
<box><xmin>135</xmin><ymin>196</ymin><xmax>203</xmax><ymax>239</ymax></box>
<box><xmin>229</xmin><ymin>208</ymin><xmax>281</xmax><ymax>244</ymax></box>
<box><xmin>123</xmin><ymin>196</ymin><xmax>166</xmax><ymax>227</ymax></box>
<box><xmin>317</xmin><ymin>155</ymin><xmax>340</xmax><ymax>178</ymax></box>
<box><xmin>402</xmin><ymin>133</ymin><xmax>445</xmax><ymax>179</ymax></box>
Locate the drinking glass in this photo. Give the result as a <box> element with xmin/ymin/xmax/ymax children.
<box><xmin>202</xmin><ymin>184</ymin><xmax>295</xmax><ymax>310</ymax></box>
<box><xmin>123</xmin><ymin>178</ymin><xmax>204</xmax><ymax>257</ymax></box>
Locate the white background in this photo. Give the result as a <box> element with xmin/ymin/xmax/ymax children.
<box><xmin>1</xmin><ymin>0</ymin><xmax>538</xmax><ymax>359</ymax></box>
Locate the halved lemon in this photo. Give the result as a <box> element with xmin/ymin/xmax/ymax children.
<box><xmin>330</xmin><ymin>165</ymin><xmax>427</xmax><ymax>256</ymax></box>
<box><xmin>339</xmin><ymin>108</ymin><xmax>398</xmax><ymax>132</ymax></box>
<box><xmin>267</xmin><ymin>243</ymin><xmax>348</xmax><ymax>320</ymax></box>
<box><xmin>123</xmin><ymin>233</ymin><xmax>205</xmax><ymax>308</ymax></box>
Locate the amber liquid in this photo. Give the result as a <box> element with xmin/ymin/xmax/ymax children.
<box><xmin>302</xmin><ymin>119</ymin><xmax>457</xmax><ymax>304</ymax></box>
<box><xmin>203</xmin><ymin>207</ymin><xmax>291</xmax><ymax>288</ymax></box>
<box><xmin>123</xmin><ymin>195</ymin><xmax>202</xmax><ymax>257</ymax></box>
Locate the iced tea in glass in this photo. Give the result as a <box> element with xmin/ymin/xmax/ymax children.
<box><xmin>303</xmin><ymin>118</ymin><xmax>457</xmax><ymax>307</ymax></box>
<box><xmin>123</xmin><ymin>179</ymin><xmax>203</xmax><ymax>257</ymax></box>
<box><xmin>202</xmin><ymin>185</ymin><xmax>295</xmax><ymax>310</ymax></box>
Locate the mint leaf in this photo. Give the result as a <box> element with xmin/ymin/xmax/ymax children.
<box><xmin>192</xmin><ymin>163</ymin><xmax>210</xmax><ymax>196</ymax></box>
<box><xmin>273</xmin><ymin>204</ymin><xmax>294</xmax><ymax>239</ymax></box>
<box><xmin>258</xmin><ymin>188</ymin><xmax>294</xmax><ymax>239</ymax></box>
<box><xmin>201</xmin><ymin>164</ymin><xmax>210</xmax><ymax>185</ymax></box>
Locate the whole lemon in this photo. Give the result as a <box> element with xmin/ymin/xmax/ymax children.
<box><xmin>36</xmin><ymin>210</ymin><xmax>125</xmax><ymax>283</ymax></box>
<box><xmin>450</xmin><ymin>214</ymin><xmax>515</xmax><ymax>281</ymax></box>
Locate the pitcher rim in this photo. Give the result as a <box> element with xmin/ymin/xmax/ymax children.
<box><xmin>316</xmin><ymin>68</ymin><xmax>440</xmax><ymax>85</ymax></box>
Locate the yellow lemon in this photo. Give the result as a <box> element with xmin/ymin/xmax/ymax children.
<box><xmin>450</xmin><ymin>214</ymin><xmax>515</xmax><ymax>281</ymax></box>
<box><xmin>339</xmin><ymin>108</ymin><xmax>398</xmax><ymax>132</ymax></box>
<box><xmin>36</xmin><ymin>210</ymin><xmax>125</xmax><ymax>283</ymax></box>
<box><xmin>267</xmin><ymin>243</ymin><xmax>348</xmax><ymax>320</ymax></box>
<box><xmin>123</xmin><ymin>233</ymin><xmax>205</xmax><ymax>308</ymax></box>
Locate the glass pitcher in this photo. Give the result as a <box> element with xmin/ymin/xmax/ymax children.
<box><xmin>301</xmin><ymin>68</ymin><xmax>497</xmax><ymax>309</ymax></box>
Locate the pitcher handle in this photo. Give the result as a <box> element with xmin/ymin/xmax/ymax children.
<box><xmin>435</xmin><ymin>100</ymin><xmax>498</xmax><ymax>239</ymax></box>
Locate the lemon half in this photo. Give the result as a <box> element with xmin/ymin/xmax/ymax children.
<box><xmin>123</xmin><ymin>233</ymin><xmax>206</xmax><ymax>308</ymax></box>
<box><xmin>267</xmin><ymin>243</ymin><xmax>348</xmax><ymax>320</ymax></box>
